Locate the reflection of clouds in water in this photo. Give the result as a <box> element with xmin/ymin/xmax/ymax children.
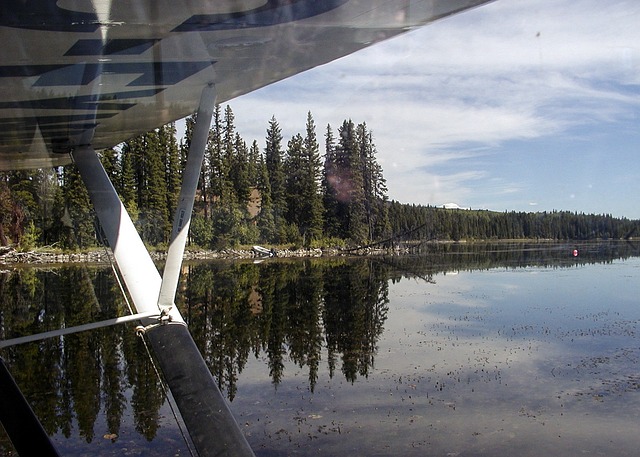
<box><xmin>235</xmin><ymin>259</ymin><xmax>640</xmax><ymax>456</ymax></box>
<box><xmin>209</xmin><ymin>255</ymin><xmax>640</xmax><ymax>456</ymax></box>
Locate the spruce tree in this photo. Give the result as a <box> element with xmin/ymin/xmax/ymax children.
<box><xmin>265</xmin><ymin>116</ymin><xmax>287</xmax><ymax>242</ymax></box>
<box><xmin>37</xmin><ymin>168</ymin><xmax>61</xmax><ymax>246</ymax></box>
<box><xmin>142</xmin><ymin>129</ymin><xmax>170</xmax><ymax>244</ymax></box>
<box><xmin>302</xmin><ymin>112</ymin><xmax>324</xmax><ymax>243</ymax></box>
<box><xmin>119</xmin><ymin>142</ymin><xmax>139</xmax><ymax>222</ymax></box>
<box><xmin>357</xmin><ymin>124</ymin><xmax>389</xmax><ymax>241</ymax></box>
<box><xmin>221</xmin><ymin>105</ymin><xmax>237</xmax><ymax>204</ymax></box>
<box><xmin>230</xmin><ymin>133</ymin><xmax>250</xmax><ymax>206</ymax></box>
<box><xmin>284</xmin><ymin>133</ymin><xmax>305</xmax><ymax>233</ymax></box>
<box><xmin>337</xmin><ymin>119</ymin><xmax>367</xmax><ymax>243</ymax></box>
<box><xmin>0</xmin><ymin>176</ymin><xmax>13</xmax><ymax>245</ymax></box>
<box><xmin>161</xmin><ymin>122</ymin><xmax>181</xmax><ymax>222</ymax></box>
<box><xmin>322</xmin><ymin>124</ymin><xmax>341</xmax><ymax>238</ymax></box>
<box><xmin>256</xmin><ymin>155</ymin><xmax>276</xmax><ymax>242</ymax></box>
<box><xmin>247</xmin><ymin>140</ymin><xmax>260</xmax><ymax>189</ymax></box>
<box><xmin>123</xmin><ymin>130</ymin><xmax>170</xmax><ymax>244</ymax></box>
<box><xmin>60</xmin><ymin>164</ymin><xmax>95</xmax><ymax>248</ymax></box>
<box><xmin>100</xmin><ymin>148</ymin><xmax>120</xmax><ymax>191</ymax></box>
<box><xmin>208</xmin><ymin>104</ymin><xmax>225</xmax><ymax>202</ymax></box>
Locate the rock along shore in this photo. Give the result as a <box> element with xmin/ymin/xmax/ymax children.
<box><xmin>0</xmin><ymin>245</ymin><xmax>405</xmax><ymax>265</ymax></box>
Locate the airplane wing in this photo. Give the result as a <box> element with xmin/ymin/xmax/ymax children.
<box><xmin>0</xmin><ymin>0</ymin><xmax>491</xmax><ymax>170</ymax></box>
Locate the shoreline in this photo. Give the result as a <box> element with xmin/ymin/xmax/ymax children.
<box><xmin>0</xmin><ymin>245</ymin><xmax>401</xmax><ymax>266</ymax></box>
<box><xmin>0</xmin><ymin>239</ymin><xmax>625</xmax><ymax>266</ymax></box>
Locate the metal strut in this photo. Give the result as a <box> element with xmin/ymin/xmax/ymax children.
<box><xmin>73</xmin><ymin>84</ymin><xmax>255</xmax><ymax>457</ymax></box>
<box><xmin>0</xmin><ymin>310</ymin><xmax>161</xmax><ymax>349</ymax></box>
<box><xmin>158</xmin><ymin>83</ymin><xmax>216</xmax><ymax>314</ymax></box>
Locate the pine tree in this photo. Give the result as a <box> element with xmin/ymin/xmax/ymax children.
<box><xmin>0</xmin><ymin>173</ymin><xmax>27</xmax><ymax>246</ymax></box>
<box><xmin>322</xmin><ymin>124</ymin><xmax>341</xmax><ymax>238</ymax></box>
<box><xmin>160</xmin><ymin>122</ymin><xmax>181</xmax><ymax>221</ymax></box>
<box><xmin>230</xmin><ymin>133</ymin><xmax>250</xmax><ymax>205</ymax></box>
<box><xmin>7</xmin><ymin>170</ymin><xmax>40</xmax><ymax>241</ymax></box>
<box><xmin>284</xmin><ymin>133</ymin><xmax>304</xmax><ymax>229</ymax></box>
<box><xmin>302</xmin><ymin>112</ymin><xmax>324</xmax><ymax>243</ymax></box>
<box><xmin>357</xmin><ymin>124</ymin><xmax>389</xmax><ymax>241</ymax></box>
<box><xmin>36</xmin><ymin>169</ymin><xmax>60</xmax><ymax>246</ymax></box>
<box><xmin>60</xmin><ymin>164</ymin><xmax>95</xmax><ymax>248</ymax></box>
<box><xmin>207</xmin><ymin>106</ymin><xmax>260</xmax><ymax>247</ymax></box>
<box><xmin>247</xmin><ymin>140</ymin><xmax>260</xmax><ymax>189</ymax></box>
<box><xmin>143</xmin><ymin>129</ymin><xmax>170</xmax><ymax>244</ymax></box>
<box><xmin>256</xmin><ymin>155</ymin><xmax>276</xmax><ymax>242</ymax></box>
<box><xmin>337</xmin><ymin>119</ymin><xmax>367</xmax><ymax>243</ymax></box>
<box><xmin>221</xmin><ymin>105</ymin><xmax>237</xmax><ymax>204</ymax></box>
<box><xmin>208</xmin><ymin>104</ymin><xmax>225</xmax><ymax>202</ymax></box>
<box><xmin>265</xmin><ymin>116</ymin><xmax>287</xmax><ymax>242</ymax></box>
<box><xmin>181</xmin><ymin>115</ymin><xmax>196</xmax><ymax>169</ymax></box>
<box><xmin>125</xmin><ymin>130</ymin><xmax>170</xmax><ymax>244</ymax></box>
<box><xmin>100</xmin><ymin>148</ymin><xmax>120</xmax><ymax>190</ymax></box>
<box><xmin>119</xmin><ymin>142</ymin><xmax>139</xmax><ymax>222</ymax></box>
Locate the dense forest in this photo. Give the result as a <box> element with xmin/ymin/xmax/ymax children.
<box><xmin>1</xmin><ymin>105</ymin><xmax>638</xmax><ymax>251</ymax></box>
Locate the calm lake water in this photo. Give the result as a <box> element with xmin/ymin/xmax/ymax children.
<box><xmin>1</xmin><ymin>241</ymin><xmax>639</xmax><ymax>456</ymax></box>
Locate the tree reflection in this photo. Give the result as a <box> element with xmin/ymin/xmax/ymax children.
<box><xmin>0</xmin><ymin>267</ymin><xmax>166</xmax><ymax>448</ymax></box>
<box><xmin>323</xmin><ymin>259</ymin><xmax>389</xmax><ymax>382</ymax></box>
<box><xmin>181</xmin><ymin>258</ymin><xmax>388</xmax><ymax>393</ymax></box>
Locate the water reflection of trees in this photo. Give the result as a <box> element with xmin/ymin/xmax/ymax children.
<box><xmin>1</xmin><ymin>241</ymin><xmax>637</xmax><ymax>449</ymax></box>
<box><xmin>0</xmin><ymin>267</ymin><xmax>164</xmax><ymax>447</ymax></box>
<box><xmin>0</xmin><ymin>257</ymin><xmax>392</xmax><ymax>450</ymax></box>
<box><xmin>182</xmin><ymin>258</ymin><xmax>389</xmax><ymax>395</ymax></box>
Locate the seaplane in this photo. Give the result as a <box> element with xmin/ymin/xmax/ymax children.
<box><xmin>0</xmin><ymin>1</ymin><xmax>492</xmax><ymax>455</ymax></box>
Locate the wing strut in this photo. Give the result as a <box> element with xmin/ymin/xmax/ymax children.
<box><xmin>72</xmin><ymin>84</ymin><xmax>255</xmax><ymax>457</ymax></box>
<box><xmin>159</xmin><ymin>83</ymin><xmax>215</xmax><ymax>314</ymax></box>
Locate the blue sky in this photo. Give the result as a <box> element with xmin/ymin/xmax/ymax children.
<box><xmin>221</xmin><ymin>0</ymin><xmax>640</xmax><ymax>219</ymax></box>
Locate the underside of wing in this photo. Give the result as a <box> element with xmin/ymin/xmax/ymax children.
<box><xmin>0</xmin><ymin>0</ymin><xmax>491</xmax><ymax>170</ymax></box>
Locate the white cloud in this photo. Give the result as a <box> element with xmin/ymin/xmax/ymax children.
<box><xmin>227</xmin><ymin>0</ymin><xmax>640</xmax><ymax>215</ymax></box>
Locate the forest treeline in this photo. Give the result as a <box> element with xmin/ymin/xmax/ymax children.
<box><xmin>1</xmin><ymin>105</ymin><xmax>638</xmax><ymax>250</ymax></box>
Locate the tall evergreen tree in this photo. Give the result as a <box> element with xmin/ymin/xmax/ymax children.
<box><xmin>119</xmin><ymin>142</ymin><xmax>139</xmax><ymax>221</ymax></box>
<box><xmin>221</xmin><ymin>105</ymin><xmax>237</xmax><ymax>204</ymax></box>
<box><xmin>230</xmin><ymin>133</ymin><xmax>251</xmax><ymax>206</ymax></box>
<box><xmin>284</xmin><ymin>133</ymin><xmax>305</xmax><ymax>239</ymax></box>
<box><xmin>60</xmin><ymin>165</ymin><xmax>95</xmax><ymax>248</ymax></box>
<box><xmin>124</xmin><ymin>130</ymin><xmax>170</xmax><ymax>244</ymax></box>
<box><xmin>356</xmin><ymin>124</ymin><xmax>389</xmax><ymax>241</ymax></box>
<box><xmin>208</xmin><ymin>104</ymin><xmax>225</xmax><ymax>203</ymax></box>
<box><xmin>161</xmin><ymin>122</ymin><xmax>181</xmax><ymax>222</ymax></box>
<box><xmin>0</xmin><ymin>173</ymin><xmax>30</xmax><ymax>246</ymax></box>
<box><xmin>337</xmin><ymin>119</ymin><xmax>367</xmax><ymax>243</ymax></box>
<box><xmin>322</xmin><ymin>124</ymin><xmax>341</xmax><ymax>238</ymax></box>
<box><xmin>0</xmin><ymin>176</ymin><xmax>13</xmax><ymax>245</ymax></box>
<box><xmin>37</xmin><ymin>169</ymin><xmax>61</xmax><ymax>246</ymax></box>
<box><xmin>142</xmin><ymin>129</ymin><xmax>170</xmax><ymax>244</ymax></box>
<box><xmin>247</xmin><ymin>140</ymin><xmax>260</xmax><ymax>189</ymax></box>
<box><xmin>6</xmin><ymin>170</ymin><xmax>40</xmax><ymax>242</ymax></box>
<box><xmin>265</xmin><ymin>116</ymin><xmax>287</xmax><ymax>242</ymax></box>
<box><xmin>301</xmin><ymin>112</ymin><xmax>324</xmax><ymax>243</ymax></box>
<box><xmin>256</xmin><ymin>155</ymin><xmax>276</xmax><ymax>242</ymax></box>
<box><xmin>100</xmin><ymin>148</ymin><xmax>120</xmax><ymax>190</ymax></box>
<box><xmin>284</xmin><ymin>113</ymin><xmax>324</xmax><ymax>244</ymax></box>
<box><xmin>181</xmin><ymin>115</ymin><xmax>196</xmax><ymax>169</ymax></box>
